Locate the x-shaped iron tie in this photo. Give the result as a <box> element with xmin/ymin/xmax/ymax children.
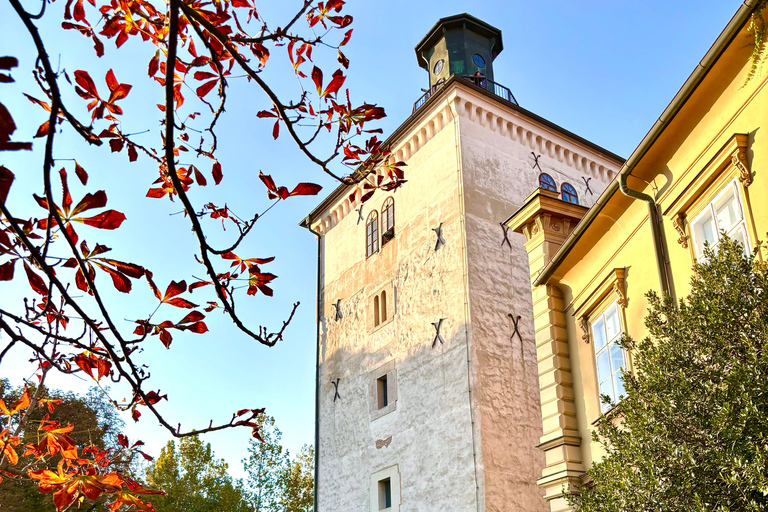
<box><xmin>432</xmin><ymin>223</ymin><xmax>446</xmax><ymax>251</ymax></box>
<box><xmin>333</xmin><ymin>299</ymin><xmax>342</xmax><ymax>321</ymax></box>
<box><xmin>508</xmin><ymin>313</ymin><xmax>522</xmax><ymax>342</ymax></box>
<box><xmin>356</xmin><ymin>206</ymin><xmax>365</xmax><ymax>224</ymax></box>
<box><xmin>582</xmin><ymin>176</ymin><xmax>593</xmax><ymax>195</ymax></box>
<box><xmin>531</xmin><ymin>152</ymin><xmax>543</xmax><ymax>172</ymax></box>
<box><xmin>500</xmin><ymin>222</ymin><xmax>512</xmax><ymax>249</ymax></box>
<box><xmin>432</xmin><ymin>318</ymin><xmax>446</xmax><ymax>347</ymax></box>
<box><xmin>331</xmin><ymin>378</ymin><xmax>341</xmax><ymax>402</ymax></box>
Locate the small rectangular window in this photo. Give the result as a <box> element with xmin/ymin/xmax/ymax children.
<box><xmin>378</xmin><ymin>478</ymin><xmax>392</xmax><ymax>510</ymax></box>
<box><xmin>376</xmin><ymin>375</ymin><xmax>388</xmax><ymax>409</ymax></box>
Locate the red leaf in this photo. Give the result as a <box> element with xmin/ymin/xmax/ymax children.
<box><xmin>311</xmin><ymin>66</ymin><xmax>323</xmax><ymax>96</ymax></box>
<box><xmin>0</xmin><ymin>260</ymin><xmax>14</xmax><ymax>281</ymax></box>
<box><xmin>76</xmin><ymin>210</ymin><xmax>126</xmax><ymax>230</ymax></box>
<box><xmin>180</xmin><ymin>311</ymin><xmax>205</xmax><ymax>324</ymax></box>
<box><xmin>192</xmin><ymin>166</ymin><xmax>207</xmax><ymax>186</ymax></box>
<box><xmin>188</xmin><ymin>280</ymin><xmax>211</xmax><ymax>292</ymax></box>
<box><xmin>127</xmin><ymin>143</ymin><xmax>138</xmax><ymax>162</ymax></box>
<box><xmin>212</xmin><ymin>162</ymin><xmax>222</xmax><ymax>185</ymax></box>
<box><xmin>159</xmin><ymin>329</ymin><xmax>172</xmax><ymax>348</ymax></box>
<box><xmin>339</xmin><ymin>29</ymin><xmax>353</xmax><ymax>47</ymax></box>
<box><xmin>165</xmin><ymin>297</ymin><xmax>197</xmax><ymax>309</ymax></box>
<box><xmin>256</xmin><ymin>110</ymin><xmax>277</xmax><ymax>118</ymax></box>
<box><xmin>289</xmin><ymin>182</ymin><xmax>322</xmax><ymax>197</ymax></box>
<box><xmin>98</xmin><ymin>264</ymin><xmax>132</xmax><ymax>293</ymax></box>
<box><xmin>74</xmin><ymin>161</ymin><xmax>88</xmax><ymax>185</ymax></box>
<box><xmin>337</xmin><ymin>50</ymin><xmax>349</xmax><ymax>69</ymax></box>
<box><xmin>0</xmin><ymin>166</ymin><xmax>14</xmax><ymax>204</ymax></box>
<box><xmin>107</xmin><ymin>83</ymin><xmax>132</xmax><ymax>103</ymax></box>
<box><xmin>74</xmin><ymin>70</ymin><xmax>98</xmax><ymax>97</ymax></box>
<box><xmin>71</xmin><ymin>190</ymin><xmax>107</xmax><ymax>215</ymax></box>
<box><xmin>105</xmin><ymin>69</ymin><xmax>118</xmax><ymax>92</ymax></box>
<box><xmin>272</xmin><ymin>119</ymin><xmax>279</xmax><ymax>139</ymax></box>
<box><xmin>186</xmin><ymin>322</ymin><xmax>208</xmax><ymax>334</ymax></box>
<box><xmin>148</xmin><ymin>52</ymin><xmax>159</xmax><ymax>78</ymax></box>
<box><xmin>24</xmin><ymin>263</ymin><xmax>47</xmax><ymax>296</ymax></box>
<box><xmin>196</xmin><ymin>80</ymin><xmax>217</xmax><ymax>98</ymax></box>
<box><xmin>322</xmin><ymin>70</ymin><xmax>345</xmax><ymax>98</ymax></box>
<box><xmin>117</xmin><ymin>434</ymin><xmax>129</xmax><ymax>448</ymax></box>
<box><xmin>34</xmin><ymin>121</ymin><xmax>50</xmax><ymax>138</ymax></box>
<box><xmin>193</xmin><ymin>71</ymin><xmax>217</xmax><ymax>81</ymax></box>
<box><xmin>162</xmin><ymin>280</ymin><xmax>186</xmax><ymax>301</ymax></box>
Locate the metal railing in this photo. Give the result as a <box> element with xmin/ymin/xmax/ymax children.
<box><xmin>412</xmin><ymin>75</ymin><xmax>518</xmax><ymax>112</ymax></box>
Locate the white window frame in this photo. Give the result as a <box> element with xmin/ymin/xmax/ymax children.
<box><xmin>689</xmin><ymin>180</ymin><xmax>750</xmax><ymax>260</ymax></box>
<box><xmin>591</xmin><ymin>300</ymin><xmax>626</xmax><ymax>412</ymax></box>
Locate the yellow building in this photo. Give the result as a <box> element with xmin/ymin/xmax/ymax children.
<box><xmin>506</xmin><ymin>2</ymin><xmax>768</xmax><ymax>511</ymax></box>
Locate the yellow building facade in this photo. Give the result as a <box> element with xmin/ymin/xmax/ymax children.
<box><xmin>507</xmin><ymin>2</ymin><xmax>768</xmax><ymax>511</ymax></box>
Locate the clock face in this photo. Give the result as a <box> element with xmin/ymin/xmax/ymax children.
<box><xmin>433</xmin><ymin>59</ymin><xmax>444</xmax><ymax>75</ymax></box>
<box><xmin>473</xmin><ymin>53</ymin><xmax>486</xmax><ymax>68</ymax></box>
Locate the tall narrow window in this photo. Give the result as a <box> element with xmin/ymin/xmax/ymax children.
<box><xmin>381</xmin><ymin>197</ymin><xmax>395</xmax><ymax>246</ymax></box>
<box><xmin>690</xmin><ymin>180</ymin><xmax>750</xmax><ymax>260</ymax></box>
<box><xmin>376</xmin><ymin>375</ymin><xmax>388</xmax><ymax>409</ymax></box>
<box><xmin>561</xmin><ymin>183</ymin><xmax>578</xmax><ymax>204</ymax></box>
<box><xmin>539</xmin><ymin>173</ymin><xmax>557</xmax><ymax>192</ymax></box>
<box><xmin>366</xmin><ymin>211</ymin><xmax>379</xmax><ymax>257</ymax></box>
<box><xmin>373</xmin><ymin>295</ymin><xmax>380</xmax><ymax>327</ymax></box>
<box><xmin>380</xmin><ymin>290</ymin><xmax>387</xmax><ymax>322</ymax></box>
<box><xmin>378</xmin><ymin>478</ymin><xmax>392</xmax><ymax>510</ymax></box>
<box><xmin>592</xmin><ymin>301</ymin><xmax>626</xmax><ymax>412</ymax></box>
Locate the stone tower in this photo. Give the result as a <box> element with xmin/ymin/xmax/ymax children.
<box><xmin>301</xmin><ymin>14</ymin><xmax>622</xmax><ymax>512</ymax></box>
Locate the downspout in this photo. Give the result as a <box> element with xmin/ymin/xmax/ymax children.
<box><xmin>303</xmin><ymin>216</ymin><xmax>322</xmax><ymax>512</ymax></box>
<box><xmin>618</xmin><ymin>173</ymin><xmax>673</xmax><ymax>298</ymax></box>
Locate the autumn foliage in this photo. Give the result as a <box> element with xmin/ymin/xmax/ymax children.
<box><xmin>0</xmin><ymin>0</ymin><xmax>404</xmax><ymax>509</ymax></box>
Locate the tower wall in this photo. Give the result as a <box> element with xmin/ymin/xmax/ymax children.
<box><xmin>453</xmin><ymin>88</ymin><xmax>617</xmax><ymax>512</ymax></box>
<box><xmin>315</xmin><ymin>104</ymin><xmax>480</xmax><ymax>512</ymax></box>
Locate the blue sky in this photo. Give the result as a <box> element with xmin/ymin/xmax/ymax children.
<box><xmin>0</xmin><ymin>0</ymin><xmax>746</xmax><ymax>480</ymax></box>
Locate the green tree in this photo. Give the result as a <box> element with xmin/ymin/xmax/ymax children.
<box><xmin>145</xmin><ymin>436</ymin><xmax>251</xmax><ymax>512</ymax></box>
<box><xmin>0</xmin><ymin>382</ymin><xmax>134</xmax><ymax>512</ymax></box>
<box><xmin>280</xmin><ymin>444</ymin><xmax>314</xmax><ymax>512</ymax></box>
<box><xmin>243</xmin><ymin>415</ymin><xmax>287</xmax><ymax>512</ymax></box>
<box><xmin>571</xmin><ymin>236</ymin><xmax>768</xmax><ymax>511</ymax></box>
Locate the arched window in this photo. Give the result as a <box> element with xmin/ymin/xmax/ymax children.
<box><xmin>374</xmin><ymin>295</ymin><xmax>380</xmax><ymax>326</ymax></box>
<box><xmin>366</xmin><ymin>211</ymin><xmax>379</xmax><ymax>257</ymax></box>
<box><xmin>539</xmin><ymin>173</ymin><xmax>557</xmax><ymax>192</ymax></box>
<box><xmin>561</xmin><ymin>183</ymin><xmax>579</xmax><ymax>204</ymax></box>
<box><xmin>380</xmin><ymin>290</ymin><xmax>387</xmax><ymax>322</ymax></box>
<box><xmin>381</xmin><ymin>197</ymin><xmax>395</xmax><ymax>246</ymax></box>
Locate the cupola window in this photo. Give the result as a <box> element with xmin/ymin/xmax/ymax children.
<box><xmin>472</xmin><ymin>53</ymin><xmax>486</xmax><ymax>68</ymax></box>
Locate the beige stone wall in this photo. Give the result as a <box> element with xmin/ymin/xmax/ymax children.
<box><xmin>312</xmin><ymin>103</ymin><xmax>479</xmax><ymax>511</ymax></box>
<box><xmin>455</xmin><ymin>85</ymin><xmax>619</xmax><ymax>512</ymax></box>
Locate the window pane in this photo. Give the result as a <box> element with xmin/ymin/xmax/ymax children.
<box><xmin>610</xmin><ymin>343</ymin><xmax>625</xmax><ymax>373</ymax></box>
<box><xmin>713</xmin><ymin>186</ymin><xmax>742</xmax><ymax>232</ymax></box>
<box><xmin>596</xmin><ymin>351</ymin><xmax>611</xmax><ymax>383</ymax></box>
<box><xmin>693</xmin><ymin>211</ymin><xmax>716</xmax><ymax>256</ymax></box>
<box><xmin>614</xmin><ymin>373</ymin><xmax>626</xmax><ymax>397</ymax></box>
<box><xmin>605</xmin><ymin>305</ymin><xmax>620</xmax><ymax>341</ymax></box>
<box><xmin>593</xmin><ymin>318</ymin><xmax>606</xmax><ymax>350</ymax></box>
<box><xmin>599</xmin><ymin>378</ymin><xmax>614</xmax><ymax>405</ymax></box>
<box><xmin>728</xmin><ymin>223</ymin><xmax>750</xmax><ymax>255</ymax></box>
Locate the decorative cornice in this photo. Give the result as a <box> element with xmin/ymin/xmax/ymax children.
<box><xmin>574</xmin><ymin>268</ymin><xmax>627</xmax><ymax>339</ymax></box>
<box><xmin>311</xmin><ymin>82</ymin><xmax>621</xmax><ymax>235</ymax></box>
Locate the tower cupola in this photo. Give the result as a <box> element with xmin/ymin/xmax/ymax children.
<box><xmin>415</xmin><ymin>13</ymin><xmax>503</xmax><ymax>90</ymax></box>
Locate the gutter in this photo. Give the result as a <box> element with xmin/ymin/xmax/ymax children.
<box><xmin>533</xmin><ymin>0</ymin><xmax>761</xmax><ymax>288</ymax></box>
<box><xmin>302</xmin><ymin>216</ymin><xmax>322</xmax><ymax>512</ymax></box>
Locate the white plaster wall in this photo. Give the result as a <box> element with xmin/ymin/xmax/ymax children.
<box><xmin>455</xmin><ymin>88</ymin><xmax>619</xmax><ymax>512</ymax></box>
<box><xmin>315</xmin><ymin>108</ymin><xmax>479</xmax><ymax>512</ymax></box>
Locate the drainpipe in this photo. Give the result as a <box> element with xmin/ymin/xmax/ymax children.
<box><xmin>303</xmin><ymin>216</ymin><xmax>322</xmax><ymax>512</ymax></box>
<box><xmin>618</xmin><ymin>173</ymin><xmax>673</xmax><ymax>298</ymax></box>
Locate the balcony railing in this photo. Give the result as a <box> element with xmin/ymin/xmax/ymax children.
<box><xmin>412</xmin><ymin>75</ymin><xmax>518</xmax><ymax>112</ymax></box>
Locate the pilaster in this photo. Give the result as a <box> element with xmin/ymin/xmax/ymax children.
<box><xmin>506</xmin><ymin>189</ymin><xmax>588</xmax><ymax>512</ymax></box>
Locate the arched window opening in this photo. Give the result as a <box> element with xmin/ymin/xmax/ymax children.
<box><xmin>539</xmin><ymin>173</ymin><xmax>557</xmax><ymax>192</ymax></box>
<box><xmin>374</xmin><ymin>295</ymin><xmax>380</xmax><ymax>327</ymax></box>
<box><xmin>366</xmin><ymin>211</ymin><xmax>379</xmax><ymax>257</ymax></box>
<box><xmin>381</xmin><ymin>197</ymin><xmax>395</xmax><ymax>246</ymax></box>
<box><xmin>561</xmin><ymin>183</ymin><xmax>579</xmax><ymax>204</ymax></box>
<box><xmin>380</xmin><ymin>290</ymin><xmax>387</xmax><ymax>322</ymax></box>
